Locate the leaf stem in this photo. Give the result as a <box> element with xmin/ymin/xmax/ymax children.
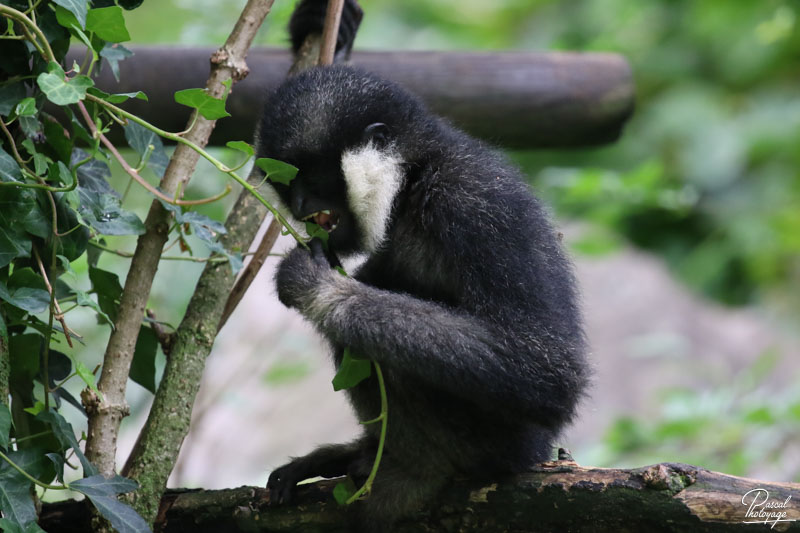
<box><xmin>0</xmin><ymin>4</ymin><xmax>55</xmax><ymax>62</ymax></box>
<box><xmin>347</xmin><ymin>361</ymin><xmax>388</xmax><ymax>504</ymax></box>
<box><xmin>86</xmin><ymin>94</ymin><xmax>308</xmax><ymax>245</ymax></box>
<box><xmin>0</xmin><ymin>449</ymin><xmax>67</xmax><ymax>491</ymax></box>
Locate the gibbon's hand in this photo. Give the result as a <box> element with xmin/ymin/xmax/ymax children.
<box><xmin>275</xmin><ymin>238</ymin><xmax>332</xmax><ymax>310</ymax></box>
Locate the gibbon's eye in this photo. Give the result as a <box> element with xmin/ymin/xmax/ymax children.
<box><xmin>362</xmin><ymin>122</ymin><xmax>389</xmax><ymax>147</ymax></box>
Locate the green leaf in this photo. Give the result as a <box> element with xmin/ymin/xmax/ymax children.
<box><xmin>23</xmin><ymin>402</ymin><xmax>45</xmax><ymax>416</ymax></box>
<box><xmin>55</xmin><ymin>6</ymin><xmax>96</xmax><ymax>56</ymax></box>
<box><xmin>174</xmin><ymin>88</ymin><xmax>230</xmax><ymax>120</ymax></box>
<box><xmin>37</xmin><ymin>410</ymin><xmax>98</xmax><ymax>477</ymax></box>
<box><xmin>332</xmin><ymin>348</ymin><xmax>371</xmax><ymax>391</ymax></box>
<box><xmin>99</xmin><ymin>42</ymin><xmax>134</xmax><ymax>82</ymax></box>
<box><xmin>89</xmin><ymin>266</ymin><xmax>123</xmax><ymax>323</ymax></box>
<box><xmin>226</xmin><ymin>141</ymin><xmax>254</xmax><ymax>157</ymax></box>
<box><xmin>0</xmin><ymin>403</ymin><xmax>11</xmax><ymax>450</ymax></box>
<box><xmin>72</xmin><ymin>148</ymin><xmax>115</xmax><ymax>195</ymax></box>
<box><xmin>87</xmin><ymin>87</ymin><xmax>147</xmax><ymax>104</ymax></box>
<box><xmin>36</xmin><ymin>62</ymin><xmax>94</xmax><ymax>105</ymax></box>
<box><xmin>0</xmin><ymin>450</ymin><xmax>43</xmax><ymax>526</ymax></box>
<box><xmin>85</xmin><ymin>6</ymin><xmax>131</xmax><ymax>42</ymax></box>
<box><xmin>14</xmin><ymin>98</ymin><xmax>36</xmax><ymax>117</ymax></box>
<box><xmin>52</xmin><ymin>0</ymin><xmax>88</xmax><ymax>29</ymax></box>
<box><xmin>304</xmin><ymin>221</ymin><xmax>330</xmax><ymax>249</ymax></box>
<box><xmin>78</xmin><ymin>189</ymin><xmax>146</xmax><ymax>236</ymax></box>
<box><xmin>70</xmin><ymin>475</ymin><xmax>151</xmax><ymax>533</ymax></box>
<box><xmin>254</xmin><ymin>157</ymin><xmax>298</xmax><ymax>186</ymax></box>
<box><xmin>8</xmin><ymin>334</ymin><xmax>41</xmax><ymax>386</ymax></box>
<box><xmin>0</xmin><ymin>448</ymin><xmax>53</xmax><ymax>526</ymax></box>
<box><xmin>0</xmin><ymin>147</ymin><xmax>22</xmax><ymax>183</ymax></box>
<box><xmin>74</xmin><ymin>361</ymin><xmax>103</xmax><ymax>402</ymax></box>
<box><xmin>0</xmin><ymin>281</ymin><xmax>50</xmax><ymax>315</ymax></box>
<box><xmin>123</xmin><ymin>121</ymin><xmax>168</xmax><ymax>177</ymax></box>
<box><xmin>18</xmin><ymin>116</ymin><xmax>42</xmax><ymax>141</ymax></box>
<box><xmin>333</xmin><ymin>477</ymin><xmax>357</xmax><ymax>506</ymax></box>
<box><xmin>131</xmin><ymin>326</ymin><xmax>158</xmax><ymax>394</ymax></box>
<box><xmin>0</xmin><ymin>83</ymin><xmax>26</xmax><ymax>116</ymax></box>
<box><xmin>75</xmin><ymin>289</ymin><xmax>114</xmax><ymax>328</ymax></box>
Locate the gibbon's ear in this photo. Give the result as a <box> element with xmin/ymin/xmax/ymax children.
<box><xmin>362</xmin><ymin>122</ymin><xmax>390</xmax><ymax>147</ymax></box>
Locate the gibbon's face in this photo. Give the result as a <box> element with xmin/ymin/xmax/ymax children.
<box><xmin>270</xmin><ymin>122</ymin><xmax>404</xmax><ymax>255</ymax></box>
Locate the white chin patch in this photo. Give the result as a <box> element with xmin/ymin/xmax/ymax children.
<box><xmin>341</xmin><ymin>143</ymin><xmax>404</xmax><ymax>252</ymax></box>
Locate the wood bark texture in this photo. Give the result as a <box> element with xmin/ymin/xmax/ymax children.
<box><xmin>64</xmin><ymin>47</ymin><xmax>635</xmax><ymax>149</ymax></box>
<box><xmin>39</xmin><ymin>462</ymin><xmax>800</xmax><ymax>532</ymax></box>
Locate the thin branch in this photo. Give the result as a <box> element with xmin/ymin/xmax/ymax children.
<box><xmin>86</xmin><ymin>94</ymin><xmax>305</xmax><ymax>243</ymax></box>
<box><xmin>218</xmin><ymin>217</ymin><xmax>281</xmax><ymax>330</ymax></box>
<box><xmin>87</xmin><ymin>0</ymin><xmax>278</xmax><ymax>522</ymax></box>
<box><xmin>0</xmin><ymin>3</ymin><xmax>55</xmax><ymax>62</ymax></box>
<box><xmin>216</xmin><ymin>0</ymin><xmax>350</xmax><ymax>332</ymax></box>
<box><xmin>318</xmin><ymin>0</ymin><xmax>345</xmax><ymax>66</ymax></box>
<box><xmin>33</xmin><ymin>247</ymin><xmax>74</xmax><ymax>349</ymax></box>
<box><xmin>76</xmin><ymin>100</ymin><xmax>232</xmax><ymax>207</ymax></box>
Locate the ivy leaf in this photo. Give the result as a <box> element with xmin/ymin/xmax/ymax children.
<box><xmin>254</xmin><ymin>157</ymin><xmax>298</xmax><ymax>186</ymax></box>
<box><xmin>0</xmin><ymin>268</ymin><xmax>53</xmax><ymax>316</ymax></box>
<box><xmin>37</xmin><ymin>410</ymin><xmax>98</xmax><ymax>477</ymax></box>
<box><xmin>174</xmin><ymin>88</ymin><xmax>230</xmax><ymax>120</ymax></box>
<box><xmin>333</xmin><ymin>476</ymin><xmax>358</xmax><ymax>506</ymax></box>
<box><xmin>0</xmin><ymin>403</ymin><xmax>11</xmax><ymax>450</ymax></box>
<box><xmin>14</xmin><ymin>98</ymin><xmax>36</xmax><ymax>117</ymax></box>
<box><xmin>0</xmin><ymin>83</ymin><xmax>26</xmax><ymax>116</ymax></box>
<box><xmin>226</xmin><ymin>141</ymin><xmax>254</xmax><ymax>157</ymax></box>
<box><xmin>332</xmin><ymin>348</ymin><xmax>372</xmax><ymax>391</ymax></box>
<box><xmin>78</xmin><ymin>188</ymin><xmax>146</xmax><ymax>236</ymax></box>
<box><xmin>99</xmin><ymin>42</ymin><xmax>134</xmax><ymax>82</ymax></box>
<box><xmin>131</xmin><ymin>326</ymin><xmax>158</xmax><ymax>394</ymax></box>
<box><xmin>72</xmin><ymin>149</ymin><xmax>116</xmax><ymax>196</ymax></box>
<box><xmin>305</xmin><ymin>221</ymin><xmax>330</xmax><ymax>250</ymax></box>
<box><xmin>75</xmin><ymin>361</ymin><xmax>103</xmax><ymax>401</ymax></box>
<box><xmin>69</xmin><ymin>475</ymin><xmax>151</xmax><ymax>533</ymax></box>
<box><xmin>0</xmin><ymin>192</ymin><xmax>33</xmax><ymax>268</ymax></box>
<box><xmin>54</xmin><ymin>5</ymin><xmax>94</xmax><ymax>56</ymax></box>
<box><xmin>0</xmin><ymin>147</ymin><xmax>22</xmax><ymax>183</ymax></box>
<box><xmin>87</xmin><ymin>87</ymin><xmax>147</xmax><ymax>104</ymax></box>
<box><xmin>0</xmin><ymin>518</ymin><xmax>47</xmax><ymax>533</ymax></box>
<box><xmin>86</xmin><ymin>6</ymin><xmax>131</xmax><ymax>42</ymax></box>
<box><xmin>89</xmin><ymin>266</ymin><xmax>123</xmax><ymax>323</ymax></box>
<box><xmin>75</xmin><ymin>289</ymin><xmax>114</xmax><ymax>328</ymax></box>
<box><xmin>37</xmin><ymin>62</ymin><xmax>93</xmax><ymax>105</ymax></box>
<box><xmin>52</xmin><ymin>0</ymin><xmax>89</xmax><ymax>29</ymax></box>
<box><xmin>123</xmin><ymin>121</ymin><xmax>168</xmax><ymax>178</ymax></box>
<box><xmin>0</xmin><ymin>449</ymin><xmax>51</xmax><ymax>527</ymax></box>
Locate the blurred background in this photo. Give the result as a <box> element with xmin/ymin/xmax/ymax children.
<box><xmin>60</xmin><ymin>0</ymin><xmax>799</xmax><ymax>490</ymax></box>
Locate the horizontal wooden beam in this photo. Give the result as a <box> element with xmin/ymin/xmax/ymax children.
<box><xmin>69</xmin><ymin>47</ymin><xmax>635</xmax><ymax>149</ymax></box>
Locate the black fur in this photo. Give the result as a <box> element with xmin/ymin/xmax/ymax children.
<box><xmin>258</xmin><ymin>65</ymin><xmax>589</xmax><ymax>532</ymax></box>
<box><xmin>288</xmin><ymin>0</ymin><xmax>363</xmax><ymax>61</ymax></box>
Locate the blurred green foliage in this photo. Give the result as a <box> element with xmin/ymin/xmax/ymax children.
<box><xmin>589</xmin><ymin>351</ymin><xmax>800</xmax><ymax>481</ymax></box>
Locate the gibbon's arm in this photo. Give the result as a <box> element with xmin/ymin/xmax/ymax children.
<box><xmin>276</xmin><ymin>245</ymin><xmax>578</xmax><ymax>422</ymax></box>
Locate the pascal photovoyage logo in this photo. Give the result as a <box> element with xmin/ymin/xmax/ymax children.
<box><xmin>742</xmin><ymin>488</ymin><xmax>798</xmax><ymax>529</ymax></box>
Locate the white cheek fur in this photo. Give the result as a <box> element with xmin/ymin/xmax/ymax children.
<box><xmin>340</xmin><ymin>143</ymin><xmax>404</xmax><ymax>252</ymax></box>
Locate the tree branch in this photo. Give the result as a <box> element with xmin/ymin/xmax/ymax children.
<box><xmin>119</xmin><ymin>0</ymin><xmax>344</xmax><ymax>524</ymax></box>
<box><xmin>218</xmin><ymin>0</ymin><xmax>348</xmax><ymax>330</ymax></box>
<box><xmin>83</xmin><ymin>0</ymin><xmax>276</xmax><ymax>490</ymax></box>
<box><xmin>39</xmin><ymin>462</ymin><xmax>800</xmax><ymax>532</ymax></box>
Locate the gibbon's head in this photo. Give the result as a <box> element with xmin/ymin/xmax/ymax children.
<box><xmin>256</xmin><ymin>65</ymin><xmax>427</xmax><ymax>254</ymax></box>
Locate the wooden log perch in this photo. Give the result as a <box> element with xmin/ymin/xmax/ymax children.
<box><xmin>39</xmin><ymin>462</ymin><xmax>800</xmax><ymax>532</ymax></box>
<box><xmin>65</xmin><ymin>47</ymin><xmax>634</xmax><ymax>149</ymax></box>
